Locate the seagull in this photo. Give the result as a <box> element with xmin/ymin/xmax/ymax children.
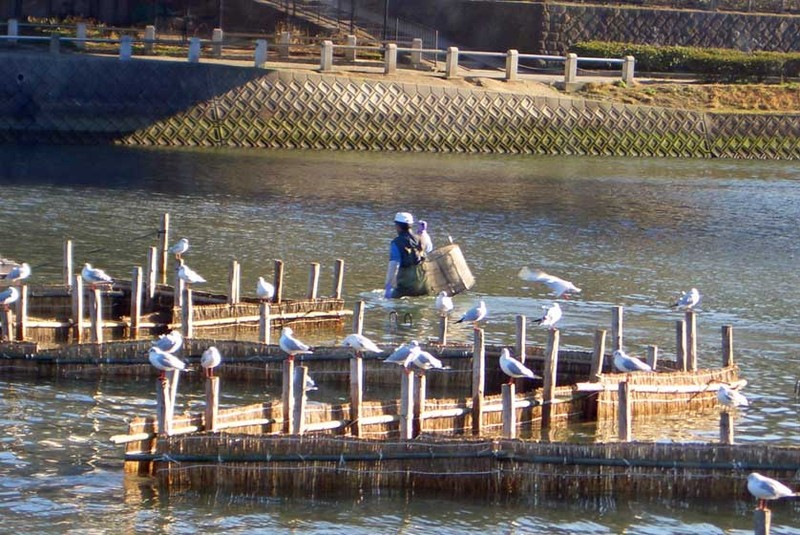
<box><xmin>256</xmin><ymin>277</ymin><xmax>275</xmax><ymax>301</ymax></box>
<box><xmin>612</xmin><ymin>349</ymin><xmax>653</xmax><ymax>373</ymax></box>
<box><xmin>200</xmin><ymin>346</ymin><xmax>222</xmax><ymax>378</ymax></box>
<box><xmin>5</xmin><ymin>262</ymin><xmax>31</xmax><ymax>284</ymax></box>
<box><xmin>717</xmin><ymin>383</ymin><xmax>749</xmax><ymax>409</ymax></box>
<box><xmin>499</xmin><ymin>348</ymin><xmax>541</xmax><ymax>385</ymax></box>
<box><xmin>403</xmin><ymin>347</ymin><xmax>447</xmax><ymax>375</ymax></box>
<box><xmin>434</xmin><ymin>291</ymin><xmax>454</xmax><ymax>317</ymax></box>
<box><xmin>81</xmin><ymin>263</ymin><xmax>113</xmax><ymax>289</ymax></box>
<box><xmin>305</xmin><ymin>375</ymin><xmax>318</xmax><ymax>391</ymax></box>
<box><xmin>671</xmin><ymin>287</ymin><xmax>700</xmax><ymax>310</ymax></box>
<box><xmin>0</xmin><ymin>286</ymin><xmax>19</xmax><ymax>310</ymax></box>
<box><xmin>533</xmin><ymin>302</ymin><xmax>562</xmax><ymax>330</ymax></box>
<box><xmin>169</xmin><ymin>238</ymin><xmax>189</xmax><ymax>259</ymax></box>
<box><xmin>747</xmin><ymin>472</ymin><xmax>797</xmax><ymax>511</ymax></box>
<box><xmin>518</xmin><ymin>267</ymin><xmax>581</xmax><ymax>299</ymax></box>
<box><xmin>178</xmin><ymin>263</ymin><xmax>206</xmax><ymax>285</ymax></box>
<box><xmin>342</xmin><ymin>333</ymin><xmax>382</xmax><ymax>358</ymax></box>
<box><xmin>148</xmin><ymin>346</ymin><xmax>187</xmax><ymax>382</ymax></box>
<box><xmin>279</xmin><ymin>326</ymin><xmax>312</xmax><ymax>360</ymax></box>
<box><xmin>384</xmin><ymin>340</ymin><xmax>421</xmax><ymax>365</ymax></box>
<box><xmin>154</xmin><ymin>330</ymin><xmax>183</xmax><ymax>354</ymax></box>
<box><xmin>454</xmin><ymin>300</ymin><xmax>487</xmax><ymax>330</ymax></box>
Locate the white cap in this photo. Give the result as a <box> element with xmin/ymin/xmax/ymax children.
<box><xmin>394</xmin><ymin>212</ymin><xmax>414</xmax><ymax>225</ymax></box>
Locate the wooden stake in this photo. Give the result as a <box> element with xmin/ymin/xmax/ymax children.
<box><xmin>146</xmin><ymin>246</ymin><xmax>157</xmax><ymax>304</ymax></box>
<box><xmin>438</xmin><ymin>315</ymin><xmax>448</xmax><ymax>345</ymax></box>
<box><xmin>273</xmin><ymin>260</ymin><xmax>284</xmax><ymax>305</ymax></box>
<box><xmin>350</xmin><ymin>356</ymin><xmax>363</xmax><ymax>437</ymax></box>
<box><xmin>282</xmin><ymin>357</ymin><xmax>295</xmax><ymax>434</ymax></box>
<box><xmin>333</xmin><ymin>259</ymin><xmax>345</xmax><ymax>299</ymax></box>
<box><xmin>72</xmin><ymin>274</ymin><xmax>83</xmax><ymax>343</ymax></box>
<box><xmin>720</xmin><ymin>411</ymin><xmax>733</xmax><ymax>445</ymax></box>
<box><xmin>258</xmin><ymin>302</ymin><xmax>271</xmax><ymax>345</ymax></box>
<box><xmin>471</xmin><ymin>328</ymin><xmax>485</xmax><ymax>435</ymax></box>
<box><xmin>502</xmin><ymin>383</ymin><xmax>516</xmax><ymax>439</ymax></box>
<box><xmin>400</xmin><ymin>371</ymin><xmax>414</xmax><ymax>440</ymax></box>
<box><xmin>754</xmin><ymin>507</ymin><xmax>771</xmax><ymax>535</ymax></box>
<box><xmin>130</xmin><ymin>267</ymin><xmax>143</xmax><ymax>339</ymax></box>
<box><xmin>156</xmin><ymin>377</ymin><xmax>170</xmax><ymax>436</ymax></box>
<box><xmin>686</xmin><ymin>310</ymin><xmax>697</xmax><ymax>371</ymax></box>
<box><xmin>63</xmin><ymin>239</ymin><xmax>73</xmax><ymax>288</ymax></box>
<box><xmin>167</xmin><ymin>370</ymin><xmax>180</xmax><ymax>428</ymax></box>
<box><xmin>181</xmin><ymin>287</ymin><xmax>193</xmax><ymax>339</ymax></box>
<box><xmin>228</xmin><ymin>260</ymin><xmax>240</xmax><ymax>305</ymax></box>
<box><xmin>0</xmin><ymin>307</ymin><xmax>12</xmax><ymax>342</ymax></box>
<box><xmin>90</xmin><ymin>288</ymin><xmax>103</xmax><ymax>344</ymax></box>
<box><xmin>611</xmin><ymin>306</ymin><xmax>623</xmax><ymax>351</ymax></box>
<box><xmin>618</xmin><ymin>380</ymin><xmax>632</xmax><ymax>442</ymax></box>
<box><xmin>292</xmin><ymin>365</ymin><xmax>307</xmax><ymax>435</ymax></box>
<box><xmin>14</xmin><ymin>284</ymin><xmax>27</xmax><ymax>341</ymax></box>
<box><xmin>590</xmin><ymin>329</ymin><xmax>606</xmax><ymax>382</ymax></box>
<box><xmin>307</xmin><ymin>262</ymin><xmax>320</xmax><ymax>299</ymax></box>
<box><xmin>541</xmin><ymin>329</ymin><xmax>560</xmax><ymax>429</ymax></box>
<box><xmin>676</xmin><ymin>320</ymin><xmax>687</xmax><ymax>371</ymax></box>
<box><xmin>722</xmin><ymin>325</ymin><xmax>734</xmax><ymax>367</ymax></box>
<box><xmin>515</xmin><ymin>315</ymin><xmax>526</xmax><ymax>363</ymax></box>
<box><xmin>352</xmin><ymin>300</ymin><xmax>365</xmax><ymax>335</ymax></box>
<box><xmin>647</xmin><ymin>345</ymin><xmax>658</xmax><ymax>371</ymax></box>
<box><xmin>205</xmin><ymin>376</ymin><xmax>220</xmax><ymax>432</ymax></box>
<box><xmin>158</xmin><ymin>213</ymin><xmax>170</xmax><ymax>285</ymax></box>
<box><xmin>174</xmin><ymin>265</ymin><xmax>184</xmax><ymax>309</ymax></box>
<box><xmin>413</xmin><ymin>372</ymin><xmax>426</xmax><ymax>438</ymax></box>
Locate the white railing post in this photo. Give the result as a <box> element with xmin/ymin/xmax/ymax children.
<box><xmin>119</xmin><ymin>35</ymin><xmax>133</xmax><ymax>61</ymax></box>
<box><xmin>8</xmin><ymin>18</ymin><xmax>18</xmax><ymax>46</ymax></box>
<box><xmin>622</xmin><ymin>55</ymin><xmax>635</xmax><ymax>84</ymax></box>
<box><xmin>255</xmin><ymin>39</ymin><xmax>268</xmax><ymax>67</ymax></box>
<box><xmin>384</xmin><ymin>43</ymin><xmax>397</xmax><ymax>74</ymax></box>
<box><xmin>76</xmin><ymin>22</ymin><xmax>86</xmax><ymax>50</ymax></box>
<box><xmin>505</xmin><ymin>49</ymin><xmax>519</xmax><ymax>81</ymax></box>
<box><xmin>411</xmin><ymin>37</ymin><xmax>422</xmax><ymax>66</ymax></box>
<box><xmin>279</xmin><ymin>31</ymin><xmax>291</xmax><ymax>59</ymax></box>
<box><xmin>320</xmin><ymin>40</ymin><xmax>333</xmax><ymax>72</ymax></box>
<box><xmin>445</xmin><ymin>46</ymin><xmax>459</xmax><ymax>79</ymax></box>
<box><xmin>564</xmin><ymin>52</ymin><xmax>578</xmax><ymax>83</ymax></box>
<box><xmin>144</xmin><ymin>25</ymin><xmax>155</xmax><ymax>55</ymax></box>
<box><xmin>345</xmin><ymin>34</ymin><xmax>356</xmax><ymax>61</ymax></box>
<box><xmin>188</xmin><ymin>37</ymin><xmax>200</xmax><ymax>63</ymax></box>
<box><xmin>212</xmin><ymin>28</ymin><xmax>223</xmax><ymax>58</ymax></box>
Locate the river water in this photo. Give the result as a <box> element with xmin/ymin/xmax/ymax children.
<box><xmin>1</xmin><ymin>145</ymin><xmax>799</xmax><ymax>533</ymax></box>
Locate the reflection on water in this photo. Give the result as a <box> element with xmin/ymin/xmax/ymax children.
<box><xmin>1</xmin><ymin>146</ymin><xmax>800</xmax><ymax>532</ymax></box>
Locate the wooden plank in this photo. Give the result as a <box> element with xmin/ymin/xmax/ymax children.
<box><xmin>15</xmin><ymin>284</ymin><xmax>27</xmax><ymax>341</ymax></box>
<box><xmin>205</xmin><ymin>376</ymin><xmax>220</xmax><ymax>432</ymax></box>
<box><xmin>647</xmin><ymin>345</ymin><xmax>658</xmax><ymax>371</ymax></box>
<box><xmin>590</xmin><ymin>329</ymin><xmax>606</xmax><ymax>382</ymax></box>
<box><xmin>413</xmin><ymin>372</ymin><xmax>426</xmax><ymax>437</ymax></box>
<box><xmin>574</xmin><ymin>379</ymin><xmax>747</xmax><ymax>394</ymax></box>
<box><xmin>541</xmin><ymin>329</ymin><xmax>560</xmax><ymax>429</ymax></box>
<box><xmin>282</xmin><ymin>357</ymin><xmax>294</xmax><ymax>434</ymax></box>
<box><xmin>130</xmin><ymin>267</ymin><xmax>142</xmax><ymax>339</ymax></box>
<box><xmin>502</xmin><ymin>383</ymin><xmax>516</xmax><ymax>439</ymax></box>
<box><xmin>292</xmin><ymin>366</ymin><xmax>307</xmax><ymax>435</ymax></box>
<box><xmin>307</xmin><ymin>262</ymin><xmax>320</xmax><ymax>299</ymax></box>
<box><xmin>89</xmin><ymin>288</ymin><xmax>103</xmax><ymax>344</ymax></box>
<box><xmin>273</xmin><ymin>260</ymin><xmax>284</xmax><ymax>305</ymax></box>
<box><xmin>515</xmin><ymin>315</ymin><xmax>526</xmax><ymax>362</ymax></box>
<box><xmin>63</xmin><ymin>239</ymin><xmax>73</xmax><ymax>288</ymax></box>
<box><xmin>159</xmin><ymin>213</ymin><xmax>169</xmax><ymax>285</ymax></box>
<box><xmin>686</xmin><ymin>310</ymin><xmax>697</xmax><ymax>371</ymax></box>
<box><xmin>72</xmin><ymin>274</ymin><xmax>84</xmax><ymax>343</ymax></box>
<box><xmin>722</xmin><ymin>325</ymin><xmax>734</xmax><ymax>367</ymax></box>
<box><xmin>332</xmin><ymin>259</ymin><xmax>344</xmax><ymax>299</ymax></box>
<box><xmin>258</xmin><ymin>302</ymin><xmax>271</xmax><ymax>345</ymax></box>
<box><xmin>349</xmin><ymin>356</ymin><xmax>363</xmax><ymax>437</ymax></box>
<box><xmin>611</xmin><ymin>306</ymin><xmax>623</xmax><ymax>351</ymax></box>
<box><xmin>618</xmin><ymin>380</ymin><xmax>632</xmax><ymax>442</ymax></box>
<box><xmin>400</xmin><ymin>371</ymin><xmax>414</xmax><ymax>440</ymax></box>
<box><xmin>676</xmin><ymin>320</ymin><xmax>687</xmax><ymax>371</ymax></box>
<box><xmin>471</xmin><ymin>328</ymin><xmax>485</xmax><ymax>435</ymax></box>
<box><xmin>352</xmin><ymin>300</ymin><xmax>364</xmax><ymax>335</ymax></box>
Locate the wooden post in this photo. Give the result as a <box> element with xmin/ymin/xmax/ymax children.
<box><xmin>754</xmin><ymin>508</ymin><xmax>771</xmax><ymax>535</ymax></box>
<box><xmin>174</xmin><ymin>265</ymin><xmax>184</xmax><ymax>309</ymax></box>
<box><xmin>676</xmin><ymin>320</ymin><xmax>687</xmax><ymax>371</ymax></box>
<box><xmin>63</xmin><ymin>239</ymin><xmax>73</xmax><ymax>288</ymax></box>
<box><xmin>292</xmin><ymin>366</ymin><xmax>307</xmax><ymax>435</ymax></box>
<box><xmin>15</xmin><ymin>284</ymin><xmax>27</xmax><ymax>341</ymax></box>
<box><xmin>438</xmin><ymin>315</ymin><xmax>448</xmax><ymax>345</ymax></box>
<box><xmin>282</xmin><ymin>357</ymin><xmax>295</xmax><ymax>434</ymax></box>
<box><xmin>502</xmin><ymin>383</ymin><xmax>516</xmax><ymax>439</ymax></box>
<box><xmin>227</xmin><ymin>260</ymin><xmax>240</xmax><ymax>305</ymax></box>
<box><xmin>332</xmin><ymin>259</ymin><xmax>344</xmax><ymax>299</ymax></box>
<box><xmin>205</xmin><ymin>376</ymin><xmax>220</xmax><ymax>432</ymax></box>
<box><xmin>0</xmin><ymin>308</ymin><xmax>12</xmax><ymax>342</ymax></box>
<box><xmin>400</xmin><ymin>371</ymin><xmax>414</xmax><ymax>440</ymax></box>
<box><xmin>722</xmin><ymin>325</ymin><xmax>734</xmax><ymax>367</ymax></box>
<box><xmin>647</xmin><ymin>345</ymin><xmax>658</xmax><ymax>371</ymax></box>
<box><xmin>181</xmin><ymin>287</ymin><xmax>193</xmax><ymax>339</ymax></box>
<box><xmin>146</xmin><ymin>246</ymin><xmax>157</xmax><ymax>303</ymax></box>
<box><xmin>413</xmin><ymin>372</ymin><xmax>426</xmax><ymax>437</ymax></box>
<box><xmin>350</xmin><ymin>356</ymin><xmax>363</xmax><ymax>437</ymax></box>
<box><xmin>541</xmin><ymin>329</ymin><xmax>560</xmax><ymax>429</ymax></box>
<box><xmin>167</xmin><ymin>370</ymin><xmax>180</xmax><ymax>428</ymax></box>
<box><xmin>611</xmin><ymin>306</ymin><xmax>623</xmax><ymax>351</ymax></box>
<box><xmin>130</xmin><ymin>267</ymin><xmax>143</xmax><ymax>339</ymax></box>
<box><xmin>307</xmin><ymin>262</ymin><xmax>320</xmax><ymax>299</ymax></box>
<box><xmin>273</xmin><ymin>260</ymin><xmax>284</xmax><ymax>304</ymax></box>
<box><xmin>685</xmin><ymin>310</ymin><xmax>697</xmax><ymax>371</ymax></box>
<box><xmin>471</xmin><ymin>328</ymin><xmax>485</xmax><ymax>435</ymax></box>
<box><xmin>158</xmin><ymin>213</ymin><xmax>170</xmax><ymax>285</ymax></box>
<box><xmin>72</xmin><ymin>274</ymin><xmax>84</xmax><ymax>343</ymax></box>
<box><xmin>156</xmin><ymin>378</ymin><xmax>171</xmax><ymax>436</ymax></box>
<box><xmin>352</xmin><ymin>300</ymin><xmax>365</xmax><ymax>335</ymax></box>
<box><xmin>720</xmin><ymin>412</ymin><xmax>733</xmax><ymax>445</ymax></box>
<box><xmin>590</xmin><ymin>329</ymin><xmax>606</xmax><ymax>382</ymax></box>
<box><xmin>90</xmin><ymin>288</ymin><xmax>103</xmax><ymax>344</ymax></box>
<box><xmin>515</xmin><ymin>315</ymin><xmax>526</xmax><ymax>362</ymax></box>
<box><xmin>618</xmin><ymin>380</ymin><xmax>632</xmax><ymax>441</ymax></box>
<box><xmin>258</xmin><ymin>302</ymin><xmax>271</xmax><ymax>345</ymax></box>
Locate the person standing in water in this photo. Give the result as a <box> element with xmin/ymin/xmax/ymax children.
<box><xmin>384</xmin><ymin>212</ymin><xmax>430</xmax><ymax>298</ymax></box>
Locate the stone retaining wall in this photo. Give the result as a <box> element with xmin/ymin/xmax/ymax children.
<box><xmin>1</xmin><ymin>52</ymin><xmax>798</xmax><ymax>159</ymax></box>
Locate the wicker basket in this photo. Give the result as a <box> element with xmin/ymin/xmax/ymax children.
<box><xmin>423</xmin><ymin>244</ymin><xmax>475</xmax><ymax>296</ymax></box>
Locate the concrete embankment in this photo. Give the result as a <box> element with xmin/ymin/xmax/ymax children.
<box><xmin>1</xmin><ymin>51</ymin><xmax>799</xmax><ymax>159</ymax></box>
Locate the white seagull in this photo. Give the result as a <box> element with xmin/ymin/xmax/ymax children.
<box><xmin>81</xmin><ymin>263</ymin><xmax>113</xmax><ymax>288</ymax></box>
<box><xmin>747</xmin><ymin>472</ymin><xmax>797</xmax><ymax>511</ymax></box>
<box><xmin>178</xmin><ymin>263</ymin><xmax>206</xmax><ymax>285</ymax></box>
<box><xmin>305</xmin><ymin>375</ymin><xmax>318</xmax><ymax>391</ymax></box>
<box><xmin>404</xmin><ymin>348</ymin><xmax>447</xmax><ymax>374</ymax></box>
<box><xmin>148</xmin><ymin>346</ymin><xmax>187</xmax><ymax>381</ymax></box>
<box><xmin>0</xmin><ymin>286</ymin><xmax>20</xmax><ymax>310</ymax></box>
<box><xmin>200</xmin><ymin>346</ymin><xmax>222</xmax><ymax>378</ymax></box>
<box><xmin>342</xmin><ymin>333</ymin><xmax>382</xmax><ymax>357</ymax></box>
<box><xmin>384</xmin><ymin>340</ymin><xmax>421</xmax><ymax>365</ymax></box>
<box><xmin>518</xmin><ymin>267</ymin><xmax>581</xmax><ymax>299</ymax></box>
<box><xmin>154</xmin><ymin>330</ymin><xmax>183</xmax><ymax>354</ymax></box>
<box><xmin>256</xmin><ymin>277</ymin><xmax>275</xmax><ymax>301</ymax></box>
<box><xmin>454</xmin><ymin>300</ymin><xmax>487</xmax><ymax>330</ymax></box>
<box><xmin>533</xmin><ymin>302</ymin><xmax>562</xmax><ymax>330</ymax></box>
<box><xmin>717</xmin><ymin>384</ymin><xmax>749</xmax><ymax>409</ymax></box>
<box><xmin>612</xmin><ymin>349</ymin><xmax>653</xmax><ymax>373</ymax></box>
<box><xmin>169</xmin><ymin>238</ymin><xmax>190</xmax><ymax>259</ymax></box>
<box><xmin>279</xmin><ymin>327</ymin><xmax>312</xmax><ymax>360</ymax></box>
<box><xmin>5</xmin><ymin>262</ymin><xmax>31</xmax><ymax>283</ymax></box>
<box><xmin>434</xmin><ymin>291</ymin><xmax>454</xmax><ymax>317</ymax></box>
<box><xmin>499</xmin><ymin>348</ymin><xmax>541</xmax><ymax>385</ymax></box>
<box><xmin>671</xmin><ymin>287</ymin><xmax>700</xmax><ymax>310</ymax></box>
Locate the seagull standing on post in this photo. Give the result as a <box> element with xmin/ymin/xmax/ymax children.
<box><xmin>533</xmin><ymin>302</ymin><xmax>562</xmax><ymax>330</ymax></box>
<box><xmin>257</xmin><ymin>277</ymin><xmax>275</xmax><ymax>301</ymax></box>
<box><xmin>747</xmin><ymin>472</ymin><xmax>797</xmax><ymax>511</ymax></box>
<box><xmin>342</xmin><ymin>333</ymin><xmax>382</xmax><ymax>358</ymax></box>
<box><xmin>148</xmin><ymin>346</ymin><xmax>187</xmax><ymax>384</ymax></box>
<box><xmin>201</xmin><ymin>346</ymin><xmax>222</xmax><ymax>378</ymax></box>
<box><xmin>454</xmin><ymin>300</ymin><xmax>487</xmax><ymax>330</ymax></box>
<box><xmin>499</xmin><ymin>348</ymin><xmax>541</xmax><ymax>385</ymax></box>
<box><xmin>717</xmin><ymin>383</ymin><xmax>749</xmax><ymax>409</ymax></box>
<box><xmin>81</xmin><ymin>263</ymin><xmax>114</xmax><ymax>290</ymax></box>
<box><xmin>384</xmin><ymin>340</ymin><xmax>420</xmax><ymax>365</ymax></box>
<box><xmin>434</xmin><ymin>291</ymin><xmax>454</xmax><ymax>317</ymax></box>
<box><xmin>279</xmin><ymin>326</ymin><xmax>312</xmax><ymax>361</ymax></box>
<box><xmin>612</xmin><ymin>349</ymin><xmax>653</xmax><ymax>373</ymax></box>
<box><xmin>178</xmin><ymin>262</ymin><xmax>206</xmax><ymax>285</ymax></box>
<box><xmin>0</xmin><ymin>286</ymin><xmax>19</xmax><ymax>310</ymax></box>
<box><xmin>154</xmin><ymin>330</ymin><xmax>183</xmax><ymax>354</ymax></box>
<box><xmin>671</xmin><ymin>287</ymin><xmax>700</xmax><ymax>310</ymax></box>
<box><xmin>169</xmin><ymin>238</ymin><xmax>190</xmax><ymax>260</ymax></box>
<box><xmin>5</xmin><ymin>262</ymin><xmax>31</xmax><ymax>284</ymax></box>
